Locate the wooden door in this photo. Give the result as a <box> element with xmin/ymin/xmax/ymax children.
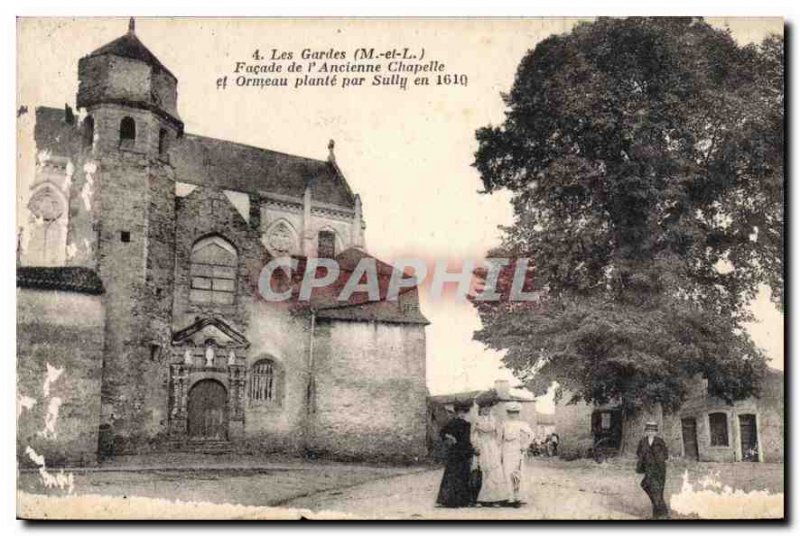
<box><xmin>739</xmin><ymin>414</ymin><xmax>758</xmax><ymax>462</ymax></box>
<box><xmin>681</xmin><ymin>417</ymin><xmax>699</xmax><ymax>460</ymax></box>
<box><xmin>187</xmin><ymin>379</ymin><xmax>228</xmax><ymax>440</ymax></box>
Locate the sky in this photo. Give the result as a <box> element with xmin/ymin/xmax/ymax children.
<box><xmin>17</xmin><ymin>17</ymin><xmax>784</xmax><ymax>412</ymax></box>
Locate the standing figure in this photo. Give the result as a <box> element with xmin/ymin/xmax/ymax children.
<box><xmin>549</xmin><ymin>432</ymin><xmax>560</xmax><ymax>457</ymax></box>
<box><xmin>204</xmin><ymin>343</ymin><xmax>216</xmax><ymax>367</ymax></box>
<box><xmin>636</xmin><ymin>421</ymin><xmax>669</xmax><ymax>519</ymax></box>
<box><xmin>501</xmin><ymin>403</ymin><xmax>534</xmax><ymax>506</ymax></box>
<box><xmin>471</xmin><ymin>402</ymin><xmax>511</xmax><ymax>505</ymax></box>
<box><xmin>435</xmin><ymin>401</ymin><xmax>475</xmax><ymax>508</ymax></box>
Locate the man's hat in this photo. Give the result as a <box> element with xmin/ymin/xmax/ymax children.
<box><xmin>505</xmin><ymin>402</ymin><xmax>522</xmax><ymax>413</ymax></box>
<box><xmin>645</xmin><ymin>421</ymin><xmax>659</xmax><ymax>431</ymax></box>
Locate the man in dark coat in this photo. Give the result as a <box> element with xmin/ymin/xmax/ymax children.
<box><xmin>435</xmin><ymin>401</ymin><xmax>475</xmax><ymax>507</ymax></box>
<box><xmin>636</xmin><ymin>421</ymin><xmax>669</xmax><ymax>519</ymax></box>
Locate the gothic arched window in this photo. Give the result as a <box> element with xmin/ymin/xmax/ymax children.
<box><xmin>119</xmin><ymin>116</ymin><xmax>136</xmax><ymax>148</ymax></box>
<box><xmin>190</xmin><ymin>236</ymin><xmax>237</xmax><ymax>304</ymax></box>
<box><xmin>317</xmin><ymin>230</ymin><xmax>336</xmax><ymax>258</ymax></box>
<box><xmin>266</xmin><ymin>220</ymin><xmax>297</xmax><ymax>256</ymax></box>
<box><xmin>23</xmin><ymin>184</ymin><xmax>68</xmax><ymax>266</ymax></box>
<box><xmin>249</xmin><ymin>359</ymin><xmax>275</xmax><ymax>403</ymax></box>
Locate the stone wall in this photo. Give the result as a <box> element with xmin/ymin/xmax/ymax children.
<box><xmin>757</xmin><ymin>371</ymin><xmax>784</xmax><ymax>463</ymax></box>
<box><xmin>309</xmin><ymin>320</ymin><xmax>428</xmax><ymax>461</ymax></box>
<box><xmin>94</xmin><ymin>152</ymin><xmax>154</xmax><ymax>451</ymax></box>
<box><xmin>134</xmin><ymin>159</ymin><xmax>178</xmax><ymax>443</ymax></box>
<box><xmin>87</xmin><ymin>103</ymin><xmax>175</xmax><ymax>156</ymax></box>
<box><xmin>239</xmin><ymin>301</ymin><xmax>310</xmax><ymax>454</ymax></box>
<box><xmin>17</xmin><ymin>288</ymin><xmax>105</xmax><ymax>466</ymax></box>
<box><xmin>553</xmin><ymin>397</ymin><xmax>595</xmax><ymax>459</ymax></box>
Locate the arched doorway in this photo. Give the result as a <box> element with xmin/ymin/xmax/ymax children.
<box><xmin>187</xmin><ymin>379</ymin><xmax>228</xmax><ymax>440</ymax></box>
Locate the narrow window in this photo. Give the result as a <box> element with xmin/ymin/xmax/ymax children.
<box><xmin>83</xmin><ymin>116</ymin><xmax>94</xmax><ymax>148</ymax></box>
<box><xmin>119</xmin><ymin>116</ymin><xmax>136</xmax><ymax>147</ymax></box>
<box><xmin>317</xmin><ymin>230</ymin><xmax>336</xmax><ymax>258</ymax></box>
<box><xmin>120</xmin><ymin>231</ymin><xmax>131</xmax><ymax>243</ymax></box>
<box><xmin>709</xmin><ymin>412</ymin><xmax>729</xmax><ymax>446</ymax></box>
<box><xmin>158</xmin><ymin>128</ymin><xmax>168</xmax><ymax>154</ymax></box>
<box><xmin>250</xmin><ymin>359</ymin><xmax>275</xmax><ymax>402</ymax></box>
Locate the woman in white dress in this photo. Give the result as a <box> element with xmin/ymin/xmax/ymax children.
<box><xmin>501</xmin><ymin>402</ymin><xmax>534</xmax><ymax>506</ymax></box>
<box><xmin>471</xmin><ymin>402</ymin><xmax>511</xmax><ymax>505</ymax></box>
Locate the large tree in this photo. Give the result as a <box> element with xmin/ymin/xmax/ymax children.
<box><xmin>472</xmin><ymin>18</ymin><xmax>783</xmax><ymax>413</ymax></box>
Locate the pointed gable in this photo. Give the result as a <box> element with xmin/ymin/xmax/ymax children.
<box><xmin>172</xmin><ymin>316</ymin><xmax>249</xmax><ymax>348</ymax></box>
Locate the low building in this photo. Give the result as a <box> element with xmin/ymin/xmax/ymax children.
<box><xmin>427</xmin><ymin>380</ymin><xmax>536</xmax><ymax>460</ymax></box>
<box><xmin>554</xmin><ymin>369</ymin><xmax>784</xmax><ymax>463</ymax></box>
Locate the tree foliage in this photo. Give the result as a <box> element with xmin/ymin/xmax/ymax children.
<box><xmin>472</xmin><ymin>18</ymin><xmax>782</xmax><ymax>412</ymax></box>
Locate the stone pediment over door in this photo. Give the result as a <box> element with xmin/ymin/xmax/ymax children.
<box><xmin>172</xmin><ymin>316</ymin><xmax>249</xmax><ymax>349</ymax></box>
<box><xmin>169</xmin><ymin>316</ymin><xmax>249</xmax><ymax>440</ymax></box>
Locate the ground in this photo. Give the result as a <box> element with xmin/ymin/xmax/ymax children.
<box><xmin>17</xmin><ymin>454</ymin><xmax>784</xmax><ymax>520</ymax></box>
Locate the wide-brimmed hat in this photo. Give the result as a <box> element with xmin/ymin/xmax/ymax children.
<box><xmin>644</xmin><ymin>421</ymin><xmax>659</xmax><ymax>431</ymax></box>
<box><xmin>505</xmin><ymin>402</ymin><xmax>522</xmax><ymax>413</ymax></box>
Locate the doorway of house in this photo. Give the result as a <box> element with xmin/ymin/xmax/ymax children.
<box><xmin>590</xmin><ymin>409</ymin><xmax>622</xmax><ymax>460</ymax></box>
<box><xmin>681</xmin><ymin>417</ymin><xmax>699</xmax><ymax>460</ymax></box>
<box><xmin>187</xmin><ymin>379</ymin><xmax>229</xmax><ymax>440</ymax></box>
<box><xmin>739</xmin><ymin>414</ymin><xmax>759</xmax><ymax>462</ymax></box>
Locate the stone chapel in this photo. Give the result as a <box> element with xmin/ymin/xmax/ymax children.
<box><xmin>17</xmin><ymin>20</ymin><xmax>429</xmax><ymax>464</ymax></box>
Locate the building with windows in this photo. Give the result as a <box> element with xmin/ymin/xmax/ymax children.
<box><xmin>17</xmin><ymin>20</ymin><xmax>429</xmax><ymax>465</ymax></box>
<box><xmin>553</xmin><ymin>369</ymin><xmax>783</xmax><ymax>463</ymax></box>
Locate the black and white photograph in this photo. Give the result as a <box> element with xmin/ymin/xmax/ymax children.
<box><xmin>13</xmin><ymin>14</ymin><xmax>785</xmax><ymax>521</ymax></box>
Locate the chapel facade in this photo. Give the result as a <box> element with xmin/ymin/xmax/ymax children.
<box><xmin>17</xmin><ymin>20</ymin><xmax>429</xmax><ymax>464</ymax></box>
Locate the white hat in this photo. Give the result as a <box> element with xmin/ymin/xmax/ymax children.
<box><xmin>505</xmin><ymin>402</ymin><xmax>522</xmax><ymax>413</ymax></box>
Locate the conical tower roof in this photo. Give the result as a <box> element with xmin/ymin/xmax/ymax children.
<box><xmin>76</xmin><ymin>18</ymin><xmax>182</xmax><ymax>130</ymax></box>
<box><xmin>86</xmin><ymin>18</ymin><xmax>176</xmax><ymax>80</ymax></box>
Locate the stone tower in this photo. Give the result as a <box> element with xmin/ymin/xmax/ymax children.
<box><xmin>72</xmin><ymin>19</ymin><xmax>182</xmax><ymax>452</ymax></box>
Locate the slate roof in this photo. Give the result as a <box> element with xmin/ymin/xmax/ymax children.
<box><xmin>428</xmin><ymin>390</ymin><xmax>484</xmax><ymax>405</ymax></box>
<box><xmin>168</xmin><ymin>134</ymin><xmax>355</xmax><ymax>208</ymax></box>
<box><xmin>313</xmin><ymin>299</ymin><xmax>429</xmax><ymax>325</ymax></box>
<box><xmin>32</xmin><ymin>107</ymin><xmax>356</xmax><ymax>209</ymax></box>
<box><xmin>34</xmin><ymin>107</ymin><xmax>80</xmax><ymax>155</ymax></box>
<box><xmin>17</xmin><ymin>267</ymin><xmax>104</xmax><ymax>295</ymax></box>
<box><xmin>429</xmin><ymin>388</ymin><xmax>534</xmax><ymax>406</ymax></box>
<box><xmin>290</xmin><ymin>248</ymin><xmax>430</xmax><ymax>325</ymax></box>
<box><xmin>85</xmin><ymin>30</ymin><xmax>177</xmax><ymax>80</ymax></box>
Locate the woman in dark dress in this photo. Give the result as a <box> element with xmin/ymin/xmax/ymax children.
<box><xmin>436</xmin><ymin>402</ymin><xmax>475</xmax><ymax>508</ymax></box>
